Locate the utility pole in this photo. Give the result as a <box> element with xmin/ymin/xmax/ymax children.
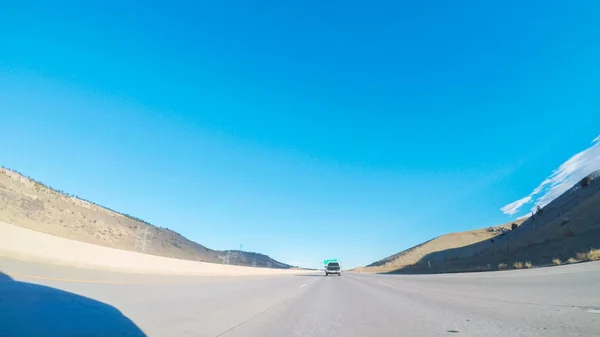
<box><xmin>219</xmin><ymin>251</ymin><xmax>232</xmax><ymax>265</ymax></box>
<box><xmin>134</xmin><ymin>226</ymin><xmax>152</xmax><ymax>253</ymax></box>
<box><xmin>134</xmin><ymin>227</ymin><xmax>141</xmax><ymax>252</ymax></box>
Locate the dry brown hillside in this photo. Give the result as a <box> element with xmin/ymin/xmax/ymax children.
<box><xmin>353</xmin><ymin>219</ymin><xmax>525</xmax><ymax>273</ymax></box>
<box><xmin>358</xmin><ymin>170</ymin><xmax>600</xmax><ymax>274</ymax></box>
<box><xmin>0</xmin><ymin>167</ymin><xmax>293</xmax><ymax>269</ymax></box>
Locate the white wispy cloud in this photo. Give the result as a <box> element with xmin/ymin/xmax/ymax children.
<box><xmin>500</xmin><ymin>135</ymin><xmax>600</xmax><ymax>215</ymax></box>
<box><xmin>500</xmin><ymin>196</ymin><xmax>532</xmax><ymax>215</ymax></box>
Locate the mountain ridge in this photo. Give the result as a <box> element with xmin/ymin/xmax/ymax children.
<box><xmin>357</xmin><ymin>170</ymin><xmax>600</xmax><ymax>273</ymax></box>
<box><xmin>0</xmin><ymin>166</ymin><xmax>294</xmax><ymax>269</ymax></box>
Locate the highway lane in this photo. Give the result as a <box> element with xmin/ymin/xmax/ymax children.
<box><xmin>1</xmin><ymin>257</ymin><xmax>599</xmax><ymax>337</ymax></box>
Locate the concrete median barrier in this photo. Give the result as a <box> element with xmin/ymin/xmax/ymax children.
<box><xmin>0</xmin><ymin>221</ymin><xmax>308</xmax><ymax>276</ymax></box>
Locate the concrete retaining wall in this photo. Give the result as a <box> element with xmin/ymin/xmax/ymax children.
<box><xmin>0</xmin><ymin>221</ymin><xmax>307</xmax><ymax>276</ymax></box>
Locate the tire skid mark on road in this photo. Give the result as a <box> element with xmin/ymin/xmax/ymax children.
<box><xmin>213</xmin><ymin>278</ymin><xmax>316</xmax><ymax>336</ymax></box>
<box><xmin>214</xmin><ymin>297</ymin><xmax>288</xmax><ymax>337</ymax></box>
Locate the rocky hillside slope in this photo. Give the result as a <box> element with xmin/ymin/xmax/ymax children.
<box><xmin>358</xmin><ymin>171</ymin><xmax>600</xmax><ymax>274</ymax></box>
<box><xmin>353</xmin><ymin>219</ymin><xmax>525</xmax><ymax>273</ymax></box>
<box><xmin>0</xmin><ymin>167</ymin><xmax>293</xmax><ymax>269</ymax></box>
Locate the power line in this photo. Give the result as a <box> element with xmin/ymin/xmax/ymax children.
<box><xmin>134</xmin><ymin>225</ymin><xmax>152</xmax><ymax>253</ymax></box>
<box><xmin>219</xmin><ymin>251</ymin><xmax>232</xmax><ymax>265</ymax></box>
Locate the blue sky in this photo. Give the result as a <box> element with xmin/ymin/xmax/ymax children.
<box><xmin>1</xmin><ymin>1</ymin><xmax>599</xmax><ymax>269</ymax></box>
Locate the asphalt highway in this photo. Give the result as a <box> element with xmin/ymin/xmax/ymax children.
<box><xmin>1</xmin><ymin>257</ymin><xmax>599</xmax><ymax>337</ymax></box>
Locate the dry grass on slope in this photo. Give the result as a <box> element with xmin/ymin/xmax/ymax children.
<box><xmin>0</xmin><ymin>167</ymin><xmax>222</xmax><ymax>262</ymax></box>
<box><xmin>353</xmin><ymin>220</ymin><xmax>523</xmax><ymax>273</ymax></box>
<box><xmin>359</xmin><ymin>172</ymin><xmax>600</xmax><ymax>275</ymax></box>
<box><xmin>0</xmin><ymin>167</ymin><xmax>291</xmax><ymax>269</ymax></box>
